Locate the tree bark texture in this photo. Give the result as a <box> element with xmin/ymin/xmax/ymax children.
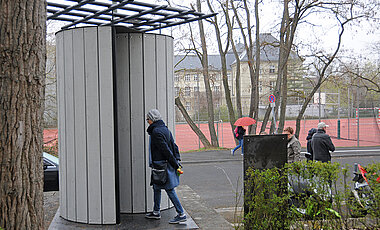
<box><xmin>206</xmin><ymin>0</ymin><xmax>237</xmax><ymax>143</ymax></box>
<box><xmin>175</xmin><ymin>97</ymin><xmax>211</xmax><ymax>148</ymax></box>
<box><xmin>197</xmin><ymin>0</ymin><xmax>219</xmax><ymax>147</ymax></box>
<box><xmin>0</xmin><ymin>0</ymin><xmax>46</xmax><ymax>229</ymax></box>
<box><xmin>226</xmin><ymin>1</ymin><xmax>242</xmax><ymax>118</ymax></box>
<box><xmin>253</xmin><ymin>0</ymin><xmax>260</xmax><ymax>134</ymax></box>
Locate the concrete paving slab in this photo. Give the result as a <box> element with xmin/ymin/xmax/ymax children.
<box><xmin>49</xmin><ymin>207</ymin><xmax>198</xmax><ymax>230</ymax></box>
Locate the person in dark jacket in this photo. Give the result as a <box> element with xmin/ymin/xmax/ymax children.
<box><xmin>305</xmin><ymin>128</ymin><xmax>317</xmax><ymax>161</ymax></box>
<box><xmin>231</xmin><ymin>126</ymin><xmax>246</xmax><ymax>156</ymax></box>
<box><xmin>145</xmin><ymin>109</ymin><xmax>186</xmax><ymax>224</ymax></box>
<box><xmin>311</xmin><ymin>122</ymin><xmax>335</xmax><ymax>163</ymax></box>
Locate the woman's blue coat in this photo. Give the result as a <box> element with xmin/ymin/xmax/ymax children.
<box><xmin>147</xmin><ymin>120</ymin><xmax>181</xmax><ymax>190</ymax></box>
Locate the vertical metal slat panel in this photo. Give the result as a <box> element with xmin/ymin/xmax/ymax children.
<box><xmin>56</xmin><ymin>31</ymin><xmax>67</xmax><ymax>219</ymax></box>
<box><xmin>155</xmin><ymin>35</ymin><xmax>170</xmax><ymax>209</ymax></box>
<box><xmin>72</xmin><ymin>28</ymin><xmax>88</xmax><ymax>223</ymax></box>
<box><xmin>143</xmin><ymin>34</ymin><xmax>156</xmax><ymax>212</ymax></box>
<box><xmin>63</xmin><ymin>30</ymin><xmax>77</xmax><ymax>221</ymax></box>
<box><xmin>115</xmin><ymin>33</ymin><xmax>132</xmax><ymax>213</ymax></box>
<box><xmin>129</xmin><ymin>33</ymin><xmax>146</xmax><ymax>213</ymax></box>
<box><xmin>166</xmin><ymin>37</ymin><xmax>175</xmax><ymax>136</ymax></box>
<box><xmin>84</xmin><ymin>27</ymin><xmax>102</xmax><ymax>224</ymax></box>
<box><xmin>98</xmin><ymin>26</ymin><xmax>116</xmax><ymax>224</ymax></box>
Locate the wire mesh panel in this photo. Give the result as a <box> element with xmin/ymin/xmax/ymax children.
<box><xmin>47</xmin><ymin>0</ymin><xmax>215</xmax><ymax>32</ymax></box>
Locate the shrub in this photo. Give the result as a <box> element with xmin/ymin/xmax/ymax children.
<box><xmin>243</xmin><ymin>161</ymin><xmax>380</xmax><ymax>229</ymax></box>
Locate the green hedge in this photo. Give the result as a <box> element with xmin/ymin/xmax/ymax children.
<box><xmin>243</xmin><ymin>161</ymin><xmax>380</xmax><ymax>230</ymax></box>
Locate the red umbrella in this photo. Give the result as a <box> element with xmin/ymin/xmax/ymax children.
<box><xmin>234</xmin><ymin>117</ymin><xmax>256</xmax><ymax>126</ymax></box>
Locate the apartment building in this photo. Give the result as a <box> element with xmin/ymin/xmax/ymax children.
<box><xmin>174</xmin><ymin>33</ymin><xmax>304</xmax><ymax>121</ymax></box>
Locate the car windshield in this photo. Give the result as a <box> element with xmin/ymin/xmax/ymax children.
<box><xmin>43</xmin><ymin>152</ymin><xmax>59</xmax><ymax>165</ymax></box>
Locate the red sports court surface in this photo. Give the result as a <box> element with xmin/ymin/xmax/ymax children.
<box><xmin>175</xmin><ymin>118</ymin><xmax>380</xmax><ymax>151</ymax></box>
<box><xmin>43</xmin><ymin>118</ymin><xmax>379</xmax><ymax>152</ymax></box>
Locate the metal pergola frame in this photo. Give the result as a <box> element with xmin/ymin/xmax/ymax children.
<box><xmin>47</xmin><ymin>0</ymin><xmax>216</xmax><ymax>32</ymax></box>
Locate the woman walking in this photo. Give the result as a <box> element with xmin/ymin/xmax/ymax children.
<box><xmin>231</xmin><ymin>126</ymin><xmax>246</xmax><ymax>156</ymax></box>
<box><xmin>145</xmin><ymin>109</ymin><xmax>186</xmax><ymax>224</ymax></box>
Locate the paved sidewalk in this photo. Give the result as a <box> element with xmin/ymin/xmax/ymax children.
<box><xmin>180</xmin><ymin>146</ymin><xmax>380</xmax><ymax>164</ymax></box>
<box><xmin>47</xmin><ymin>147</ymin><xmax>379</xmax><ymax>229</ymax></box>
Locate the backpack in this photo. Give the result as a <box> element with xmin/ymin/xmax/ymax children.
<box><xmin>234</xmin><ymin>127</ymin><xmax>239</xmax><ymax>138</ymax></box>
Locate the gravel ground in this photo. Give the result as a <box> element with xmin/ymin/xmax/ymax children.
<box><xmin>44</xmin><ymin>191</ymin><xmax>59</xmax><ymax>230</ymax></box>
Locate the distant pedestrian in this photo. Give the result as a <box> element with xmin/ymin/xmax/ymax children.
<box><xmin>305</xmin><ymin>128</ymin><xmax>317</xmax><ymax>161</ymax></box>
<box><xmin>145</xmin><ymin>109</ymin><xmax>187</xmax><ymax>224</ymax></box>
<box><xmin>283</xmin><ymin>127</ymin><xmax>301</xmax><ymax>163</ymax></box>
<box><xmin>311</xmin><ymin>122</ymin><xmax>335</xmax><ymax>163</ymax></box>
<box><xmin>231</xmin><ymin>126</ymin><xmax>246</xmax><ymax>156</ymax></box>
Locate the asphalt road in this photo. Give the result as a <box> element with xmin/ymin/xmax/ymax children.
<box><xmin>180</xmin><ymin>147</ymin><xmax>380</xmax><ymax>211</ymax></box>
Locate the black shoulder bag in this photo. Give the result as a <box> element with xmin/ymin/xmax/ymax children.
<box><xmin>150</xmin><ymin>161</ymin><xmax>168</xmax><ymax>186</ymax></box>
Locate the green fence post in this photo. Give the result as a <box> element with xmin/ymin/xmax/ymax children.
<box><xmin>337</xmin><ymin>119</ymin><xmax>341</xmax><ymax>139</ymax></box>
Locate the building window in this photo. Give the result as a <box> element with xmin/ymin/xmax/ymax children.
<box><xmin>259</xmin><ymin>68</ymin><xmax>263</xmax><ymax>74</ymax></box>
<box><xmin>259</xmin><ymin>82</ymin><xmax>263</xmax><ymax>93</ymax></box>
<box><xmin>185</xmin><ymin>74</ymin><xmax>191</xmax><ymax>81</ymax></box>
<box><xmin>270</xmin><ymin>81</ymin><xmax>275</xmax><ymax>90</ymax></box>
<box><xmin>174</xmin><ymin>75</ymin><xmax>179</xmax><ymax>82</ymax></box>
<box><xmin>185</xmin><ymin>87</ymin><xmax>191</xmax><ymax>96</ymax></box>
<box><xmin>186</xmin><ymin>102</ymin><xmax>191</xmax><ymax>111</ymax></box>
<box><xmin>194</xmin><ymin>86</ymin><xmax>199</xmax><ymax>92</ymax></box>
<box><xmin>175</xmin><ymin>87</ymin><xmax>179</xmax><ymax>97</ymax></box>
<box><xmin>214</xmin><ymin>86</ymin><xmax>220</xmax><ymax>93</ymax></box>
<box><xmin>194</xmin><ymin>75</ymin><xmax>199</xmax><ymax>81</ymax></box>
<box><xmin>269</xmin><ymin>65</ymin><xmax>275</xmax><ymax>73</ymax></box>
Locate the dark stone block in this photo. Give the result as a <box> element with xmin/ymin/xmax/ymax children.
<box><xmin>243</xmin><ymin>134</ymin><xmax>287</xmax><ymax>171</ymax></box>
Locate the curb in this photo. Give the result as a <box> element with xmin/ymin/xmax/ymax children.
<box><xmin>181</xmin><ymin>153</ymin><xmax>380</xmax><ymax>165</ymax></box>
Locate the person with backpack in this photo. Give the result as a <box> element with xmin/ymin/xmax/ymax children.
<box><xmin>231</xmin><ymin>126</ymin><xmax>246</xmax><ymax>156</ymax></box>
<box><xmin>144</xmin><ymin>109</ymin><xmax>186</xmax><ymax>224</ymax></box>
<box><xmin>305</xmin><ymin>128</ymin><xmax>317</xmax><ymax>161</ymax></box>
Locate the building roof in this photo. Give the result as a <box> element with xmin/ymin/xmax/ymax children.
<box><xmin>238</xmin><ymin>33</ymin><xmax>299</xmax><ymax>63</ymax></box>
<box><xmin>174</xmin><ymin>33</ymin><xmax>300</xmax><ymax>71</ymax></box>
<box><xmin>174</xmin><ymin>43</ymin><xmax>244</xmax><ymax>71</ymax></box>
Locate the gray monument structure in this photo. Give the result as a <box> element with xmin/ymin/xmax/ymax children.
<box><xmin>243</xmin><ymin>134</ymin><xmax>288</xmax><ymax>171</ymax></box>
<box><xmin>243</xmin><ymin>134</ymin><xmax>288</xmax><ymax>225</ymax></box>
<box><xmin>50</xmin><ymin>0</ymin><xmax>215</xmax><ymax>225</ymax></box>
<box><xmin>57</xmin><ymin>26</ymin><xmax>175</xmax><ymax>224</ymax></box>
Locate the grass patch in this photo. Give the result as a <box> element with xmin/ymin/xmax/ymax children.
<box><xmin>181</xmin><ymin>147</ymin><xmax>231</xmax><ymax>153</ymax></box>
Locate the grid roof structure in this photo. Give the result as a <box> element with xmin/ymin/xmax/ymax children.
<box><xmin>47</xmin><ymin>0</ymin><xmax>216</xmax><ymax>32</ymax></box>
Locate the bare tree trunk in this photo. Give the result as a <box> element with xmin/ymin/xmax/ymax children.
<box><xmin>196</xmin><ymin>0</ymin><xmax>219</xmax><ymax>147</ymax></box>
<box><xmin>206</xmin><ymin>0</ymin><xmax>237</xmax><ymax>141</ymax></box>
<box><xmin>0</xmin><ymin>0</ymin><xmax>46</xmax><ymax>229</ymax></box>
<box><xmin>175</xmin><ymin>97</ymin><xmax>212</xmax><ymax>148</ymax></box>
<box><xmin>231</xmin><ymin>0</ymin><xmax>258</xmax><ymax>134</ymax></box>
<box><xmin>278</xmin><ymin>64</ymin><xmax>288</xmax><ymax>133</ymax></box>
<box><xmin>253</xmin><ymin>0</ymin><xmax>260</xmax><ymax>134</ymax></box>
<box><xmin>260</xmin><ymin>105</ymin><xmax>271</xmax><ymax>133</ymax></box>
<box><xmin>224</xmin><ymin>2</ymin><xmax>242</xmax><ymax>118</ymax></box>
<box><xmin>243</xmin><ymin>0</ymin><xmax>257</xmax><ymax>134</ymax></box>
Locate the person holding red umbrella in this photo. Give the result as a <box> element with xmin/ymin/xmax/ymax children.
<box><xmin>231</xmin><ymin>126</ymin><xmax>246</xmax><ymax>156</ymax></box>
<box><xmin>231</xmin><ymin>117</ymin><xmax>256</xmax><ymax>156</ymax></box>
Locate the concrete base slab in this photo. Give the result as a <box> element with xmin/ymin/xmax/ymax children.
<box><xmin>49</xmin><ymin>207</ymin><xmax>198</xmax><ymax>230</ymax></box>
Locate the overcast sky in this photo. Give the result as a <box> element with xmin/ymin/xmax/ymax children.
<box><xmin>47</xmin><ymin>0</ymin><xmax>379</xmax><ymax>61</ymax></box>
<box><xmin>162</xmin><ymin>0</ymin><xmax>379</xmax><ymax>62</ymax></box>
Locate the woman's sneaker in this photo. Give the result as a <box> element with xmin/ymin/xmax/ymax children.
<box><xmin>169</xmin><ymin>214</ymin><xmax>187</xmax><ymax>224</ymax></box>
<box><xmin>145</xmin><ymin>212</ymin><xmax>161</xmax><ymax>220</ymax></box>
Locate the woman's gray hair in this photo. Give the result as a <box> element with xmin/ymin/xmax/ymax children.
<box><xmin>147</xmin><ymin>109</ymin><xmax>162</xmax><ymax>122</ymax></box>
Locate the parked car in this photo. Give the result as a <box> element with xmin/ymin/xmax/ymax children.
<box><xmin>43</xmin><ymin>152</ymin><xmax>59</xmax><ymax>192</ymax></box>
